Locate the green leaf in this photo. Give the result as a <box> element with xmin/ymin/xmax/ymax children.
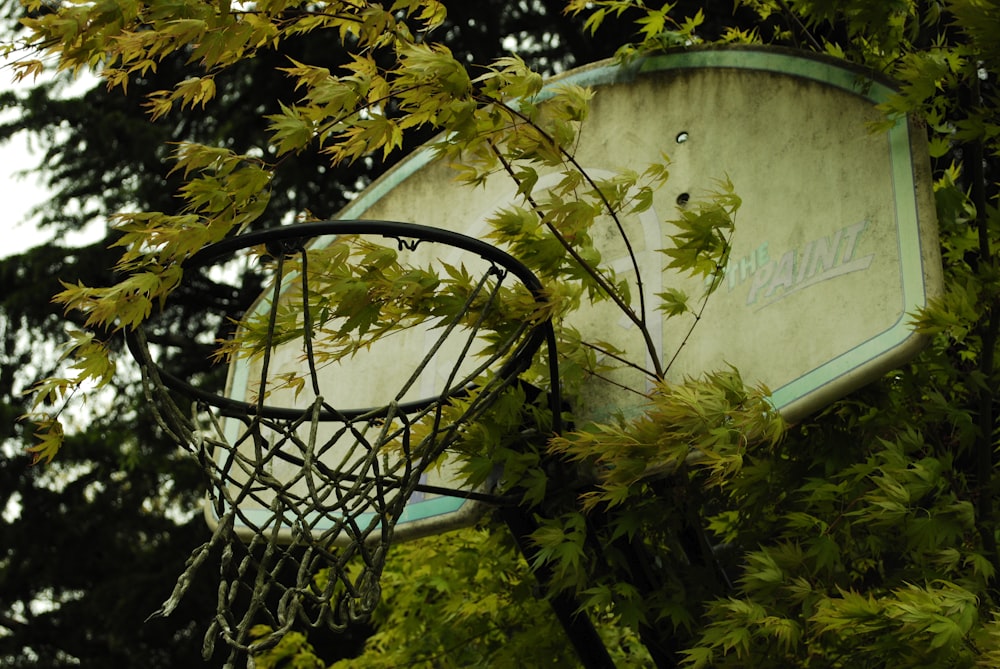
<box><xmin>657</xmin><ymin>287</ymin><xmax>690</xmax><ymax>316</ymax></box>
<box><xmin>27</xmin><ymin>419</ymin><xmax>65</xmax><ymax>465</ymax></box>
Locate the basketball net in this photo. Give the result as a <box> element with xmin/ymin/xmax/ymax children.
<box><xmin>128</xmin><ymin>222</ymin><xmax>554</xmax><ymax>666</ymax></box>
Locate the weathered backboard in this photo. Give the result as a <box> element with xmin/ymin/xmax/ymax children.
<box><xmin>216</xmin><ymin>46</ymin><xmax>941</xmax><ymax>540</ymax></box>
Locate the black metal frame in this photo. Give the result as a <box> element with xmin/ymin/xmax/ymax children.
<box><xmin>124</xmin><ymin>220</ymin><xmax>618</xmax><ymax>667</ymax></box>
<box><xmin>127</xmin><ymin>220</ymin><xmax>557</xmax><ymax>422</ymax></box>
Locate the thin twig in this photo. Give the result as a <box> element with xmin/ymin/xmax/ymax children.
<box><xmin>662</xmin><ymin>240</ymin><xmax>732</xmax><ymax>377</ymax></box>
<box><xmin>484</xmin><ymin>95</ymin><xmax>651</xmax><ymax>329</ymax></box>
<box><xmin>579</xmin><ymin>340</ymin><xmax>659</xmax><ymax>380</ymax></box>
<box><xmin>775</xmin><ymin>0</ymin><xmax>823</xmax><ymax>52</ymax></box>
<box><xmin>488</xmin><ymin>140</ymin><xmax>664</xmax><ymax>378</ymax></box>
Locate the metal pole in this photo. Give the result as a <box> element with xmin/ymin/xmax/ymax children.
<box><xmin>498</xmin><ymin>505</ymin><xmax>616</xmax><ymax>669</ymax></box>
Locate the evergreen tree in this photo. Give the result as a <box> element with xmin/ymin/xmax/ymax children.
<box><xmin>8</xmin><ymin>1</ymin><xmax>1000</xmax><ymax>668</ymax></box>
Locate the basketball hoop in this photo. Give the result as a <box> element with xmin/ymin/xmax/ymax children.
<box><xmin>126</xmin><ymin>221</ymin><xmax>558</xmax><ymax>663</ymax></box>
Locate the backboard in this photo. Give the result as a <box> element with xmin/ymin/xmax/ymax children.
<box><xmin>218</xmin><ymin>46</ymin><xmax>941</xmax><ymax>541</ymax></box>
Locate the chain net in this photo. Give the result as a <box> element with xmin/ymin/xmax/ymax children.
<box><xmin>128</xmin><ymin>222</ymin><xmax>551</xmax><ymax>667</ymax></box>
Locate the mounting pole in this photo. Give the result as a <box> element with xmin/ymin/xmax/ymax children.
<box><xmin>498</xmin><ymin>505</ymin><xmax>616</xmax><ymax>669</ymax></box>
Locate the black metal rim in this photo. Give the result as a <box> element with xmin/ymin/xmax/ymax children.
<box><xmin>125</xmin><ymin>220</ymin><xmax>555</xmax><ymax>422</ymax></box>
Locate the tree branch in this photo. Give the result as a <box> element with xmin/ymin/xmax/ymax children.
<box><xmin>964</xmin><ymin>72</ymin><xmax>999</xmax><ymax>572</ymax></box>
<box><xmin>486</xmin><ymin>130</ymin><xmax>664</xmax><ymax>378</ymax></box>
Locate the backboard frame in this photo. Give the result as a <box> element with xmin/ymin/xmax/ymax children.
<box><xmin>210</xmin><ymin>45</ymin><xmax>941</xmax><ymax>542</ymax></box>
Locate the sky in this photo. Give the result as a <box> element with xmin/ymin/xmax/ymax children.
<box><xmin>1</xmin><ymin>66</ymin><xmax>102</xmax><ymax>260</ymax></box>
<box><xmin>0</xmin><ymin>126</ymin><xmax>51</xmax><ymax>258</ymax></box>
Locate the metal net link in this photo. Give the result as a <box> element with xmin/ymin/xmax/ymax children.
<box><xmin>132</xmin><ymin>222</ymin><xmax>550</xmax><ymax>667</ymax></box>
